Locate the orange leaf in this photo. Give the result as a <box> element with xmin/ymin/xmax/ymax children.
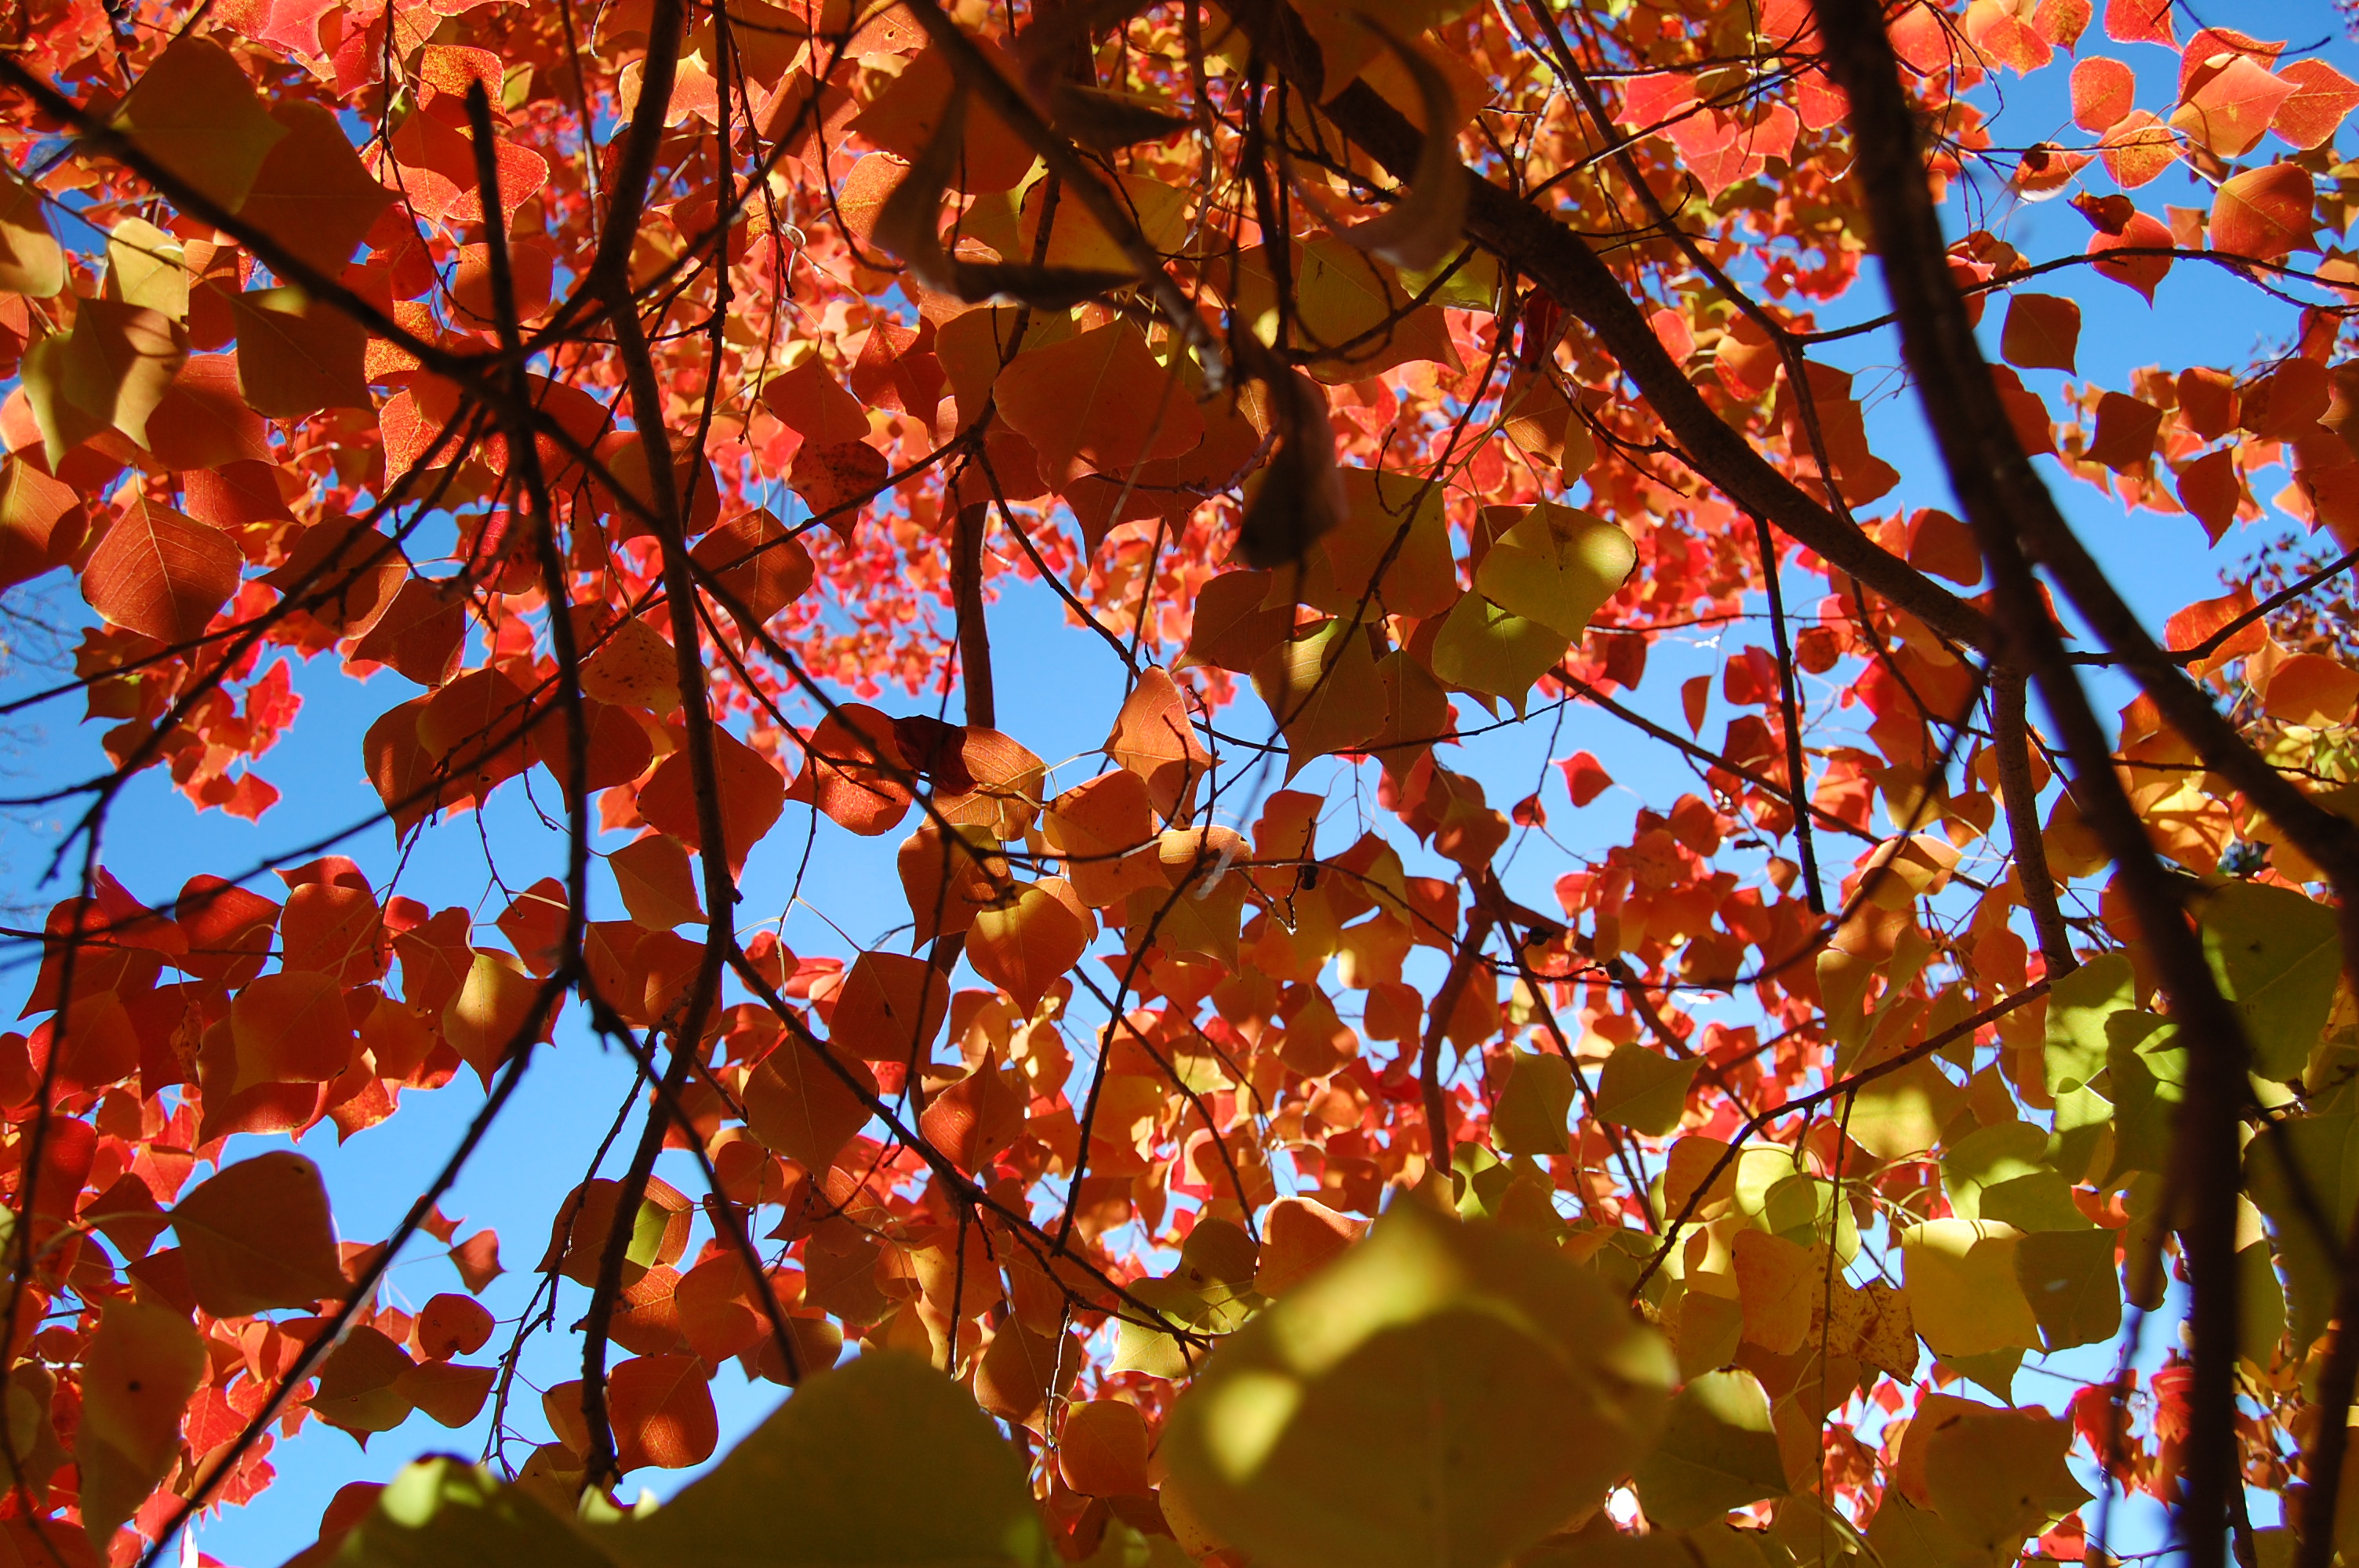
<box><xmin>2070</xmin><ymin>56</ymin><xmax>2136</xmax><ymax>132</ymax></box>
<box><xmin>993</xmin><ymin>321</ymin><xmax>1206</xmax><ymax>486</ymax></box>
<box><xmin>449</xmin><ymin>1229</ymin><xmax>503</xmax><ymax>1293</ymax></box>
<box><xmin>1181</xmin><ymin>570</ymin><xmax>1296</xmax><ymax>674</ymax></box>
<box><xmin>785</xmin><ymin>703</ymin><xmax>914</xmax><ymax>837</ymax></box>
<box><xmin>1042</xmin><ymin>770</ymin><xmax>1164</xmax><ymax>908</ymax></box>
<box><xmin>968</xmin><ymin>878</ymin><xmax>1094</xmax><ymax>1014</ymax></box>
<box><xmin>2275</xmin><ymin>59</ymin><xmax>2359</xmax><ymax>149</ymax></box>
<box><xmin>169</xmin><ymin>1150</ymin><xmax>349</xmax><ymax>1316</ymax></box>
<box><xmin>1059</xmin><ymin>1400</ymin><xmax>1152</xmax><ymax>1497</ymax></box>
<box><xmin>2087</xmin><ymin>212</ymin><xmax>2173</xmax><ymax>302</ymax></box>
<box><xmin>240</xmin><ymin>101</ymin><xmax>394</xmax><ymax>277</ymax></box>
<box><xmin>308</xmin><ymin>1325</ymin><xmax>415</xmax><ymax>1436</ymax></box>
<box><xmin>609</xmin><ymin>833</ymin><xmax>704</xmax><ymax>931</ymax></box>
<box><xmin>827</xmin><ymin>949</ymin><xmax>952</xmax><ymax>1062</ymax></box>
<box><xmin>919</xmin><ymin>1060</ymin><xmax>1027</xmax><ymax>1172</ymax></box>
<box><xmin>2175</xmin><ymin>448</ymin><xmax>2243</xmax><ymax>544</ymax></box>
<box><xmin>608</xmin><ymin>1354</ymin><xmax>718</xmax><ymax>1472</ymax></box>
<box><xmin>393</xmin><ymin>1359</ymin><xmax>494</xmax><ymax>1428</ymax></box>
<box><xmin>762</xmin><ymin>359</ymin><xmax>871</xmax><ymax>445</ymax></box>
<box><xmin>227</xmin><ymin>969</ymin><xmax>357</xmax><ymax>1091</ymax></box>
<box><xmin>2263</xmin><ymin>652</ymin><xmax>2359</xmax><ymax>724</ymax></box>
<box><xmin>0</xmin><ymin>456</ymin><xmax>83</xmax><ymax>592</ymax></box>
<box><xmin>1106</xmin><ymin>667</ymin><xmax>1211</xmax><ymax>824</ymax></box>
<box><xmin>975</xmin><ymin>1322</ymin><xmax>1080</xmax><ymax>1434</ymax></box>
<box><xmin>414</xmin><ymin>1294</ymin><xmax>493</xmax><ymax>1359</ymax></box>
<box><xmin>2083</xmin><ymin>391</ymin><xmax>2163</xmax><ymax>470</ymax></box>
<box><xmin>82</xmin><ymin>499</ymin><xmax>240</xmax><ymax>646</ymax></box>
<box><xmin>1555</xmin><ymin>750</ymin><xmax>1613</xmax><ymax>807</ymax></box>
<box><xmin>2103</xmin><ymin>0</ymin><xmax>2171</xmax><ymax>44</ymax></box>
<box><xmin>2211</xmin><ymin>163</ymin><xmax>2314</xmax><ymax>260</ymax></box>
<box><xmin>2097</xmin><ymin>111</ymin><xmax>2180</xmax><ymax>189</ymax></box>
<box><xmin>2000</xmin><ymin>292</ymin><xmax>2080</xmax><ymax>373</ymax></box>
<box><xmin>742</xmin><ymin>1035</ymin><xmax>879</xmax><ymax>1173</ymax></box>
<box><xmin>637</xmin><ymin>724</ymin><xmax>786</xmax><ymax>873</ymax></box>
<box><xmin>690</xmin><ymin>510</ymin><xmax>813</xmax><ymax>635</ymax></box>
<box><xmin>2173</xmin><ymin>55</ymin><xmax>2295</xmax><ymax>158</ymax></box>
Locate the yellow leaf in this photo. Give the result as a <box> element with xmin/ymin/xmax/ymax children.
<box><xmin>1900</xmin><ymin>1218</ymin><xmax>2041</xmax><ymax>1357</ymax></box>
<box><xmin>1160</xmin><ymin>1205</ymin><xmax>1674</xmax><ymax>1568</ymax></box>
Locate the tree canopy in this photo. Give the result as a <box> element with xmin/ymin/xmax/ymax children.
<box><xmin>0</xmin><ymin>0</ymin><xmax>2354</xmax><ymax>1563</ymax></box>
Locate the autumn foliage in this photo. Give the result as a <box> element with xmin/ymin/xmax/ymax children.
<box><xmin>6</xmin><ymin>0</ymin><xmax>2359</xmax><ymax>1562</ymax></box>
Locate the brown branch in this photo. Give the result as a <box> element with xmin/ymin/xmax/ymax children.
<box><xmin>1992</xmin><ymin>668</ymin><xmax>2076</xmax><ymax>978</ymax></box>
<box><xmin>1418</xmin><ymin>904</ymin><xmax>1498</xmax><ymax>1173</ymax></box>
<box><xmin>954</xmin><ymin>501</ymin><xmax>997</xmax><ymax>729</ymax></box>
<box><xmin>1812</xmin><ymin>8</ymin><xmax>2259</xmax><ymax>1563</ymax></box>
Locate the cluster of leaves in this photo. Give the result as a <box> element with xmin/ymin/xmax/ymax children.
<box><xmin>9</xmin><ymin>0</ymin><xmax>2359</xmax><ymax>1562</ymax></box>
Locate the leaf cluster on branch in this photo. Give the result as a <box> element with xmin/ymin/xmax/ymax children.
<box><xmin>3</xmin><ymin>0</ymin><xmax>2359</xmax><ymax>1563</ymax></box>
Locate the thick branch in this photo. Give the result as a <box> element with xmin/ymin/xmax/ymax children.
<box><xmin>1812</xmin><ymin>6</ymin><xmax>2253</xmax><ymax>1562</ymax></box>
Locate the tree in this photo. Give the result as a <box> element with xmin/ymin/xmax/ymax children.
<box><xmin>0</xmin><ymin>0</ymin><xmax>2354</xmax><ymax>1560</ymax></box>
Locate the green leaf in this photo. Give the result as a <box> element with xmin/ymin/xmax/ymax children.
<box><xmin>1159</xmin><ymin>1204</ymin><xmax>1674</xmax><ymax>1568</ymax></box>
<box><xmin>329</xmin><ymin>1456</ymin><xmax>609</xmax><ymax>1568</ymax></box>
<box><xmin>1594</xmin><ymin>1043</ymin><xmax>1696</xmax><ymax>1138</ymax></box>
<box><xmin>1427</xmin><ymin>592</ymin><xmax>1568</xmax><ymax>712</ymax></box>
<box><xmin>2102</xmin><ymin>1011</ymin><xmax>2183</xmax><ymax>1181</ymax></box>
<box><xmin>1976</xmin><ymin>1171</ymin><xmax>2093</xmax><ymax>1233</ymax></box>
<box><xmin>2201</xmin><ymin>880</ymin><xmax>2343</xmax><ymax>1081</ymax></box>
<box><xmin>607</xmin><ymin>1351</ymin><xmax>1052</xmax><ymax>1568</ymax></box>
<box><xmin>2014</xmin><ymin>1227</ymin><xmax>2121</xmax><ymax>1351</ymax></box>
<box><xmin>1491</xmin><ymin>1049</ymin><xmax>1574</xmax><ymax>1156</ymax></box>
<box><xmin>2044</xmin><ymin>949</ymin><xmax>2134</xmax><ymax>1097</ymax></box>
<box><xmin>1939</xmin><ymin>1120</ymin><xmax>2049</xmax><ymax>1222</ymax></box>
<box><xmin>1632</xmin><ymin>1369</ymin><xmax>1789</xmax><ymax>1530</ymax></box>
<box><xmin>1472</xmin><ymin>503</ymin><xmax>1634</xmax><ymax>641</ymax></box>
<box><xmin>2248</xmin><ymin>1111</ymin><xmax>2359</xmax><ymax>1347</ymax></box>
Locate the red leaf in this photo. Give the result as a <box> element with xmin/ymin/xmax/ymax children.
<box><xmin>2175</xmin><ymin>447</ymin><xmax>2242</xmax><ymax>543</ymax></box>
<box><xmin>449</xmin><ymin>1229</ymin><xmax>503</xmax><ymax>1293</ymax></box>
<box><xmin>169</xmin><ymin>1150</ymin><xmax>350</xmax><ymax>1316</ymax></box>
<box><xmin>2103</xmin><ymin>0</ymin><xmax>2172</xmax><ymax>45</ymax></box>
<box><xmin>2097</xmin><ymin>111</ymin><xmax>2179</xmax><ymax>188</ymax></box>
<box><xmin>2088</xmin><ymin>212</ymin><xmax>2174</xmax><ymax>301</ymax></box>
<box><xmin>414</xmin><ymin>1294</ymin><xmax>493</xmax><ymax>1359</ymax></box>
<box><xmin>1556</xmin><ymin>750</ymin><xmax>1613</xmax><ymax>807</ymax></box>
<box><xmin>2083</xmin><ymin>391</ymin><xmax>2164</xmax><ymax>470</ymax></box>
<box><xmin>636</xmin><ymin>724</ymin><xmax>786</xmax><ymax>874</ymax></box>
